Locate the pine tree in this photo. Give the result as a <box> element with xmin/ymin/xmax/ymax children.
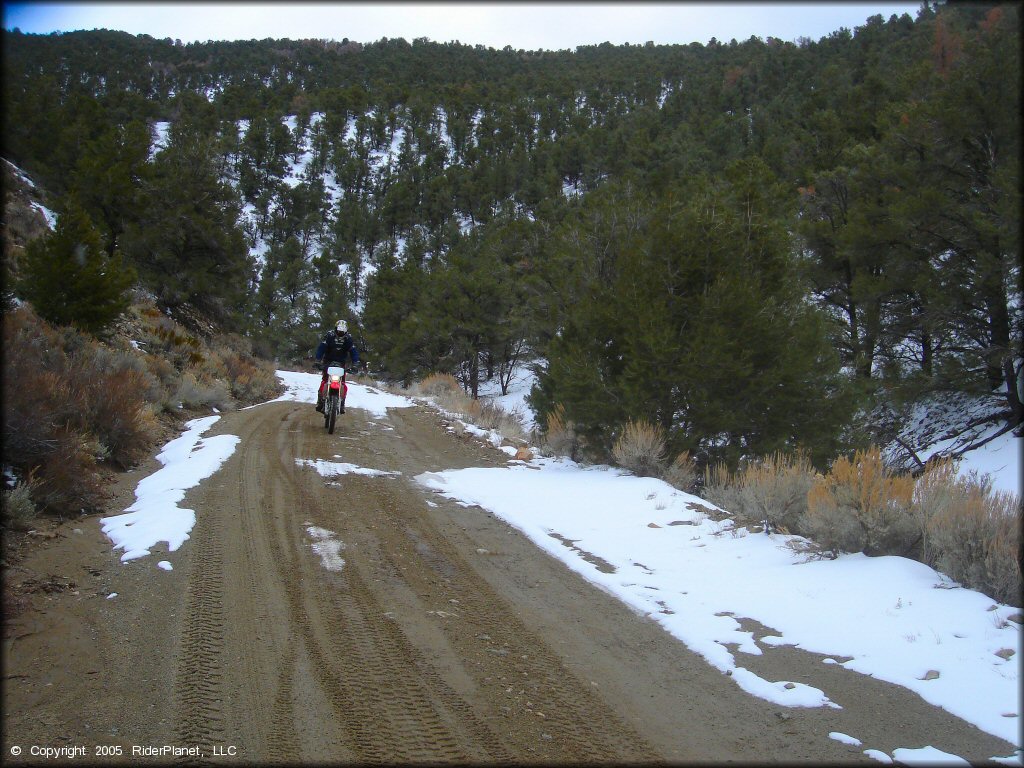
<box><xmin>122</xmin><ymin>117</ymin><xmax>252</xmax><ymax>328</ymax></box>
<box><xmin>18</xmin><ymin>199</ymin><xmax>136</xmax><ymax>334</ymax></box>
<box><xmin>69</xmin><ymin>120</ymin><xmax>151</xmax><ymax>257</ymax></box>
<box><xmin>534</xmin><ymin>167</ymin><xmax>851</xmax><ymax>467</ymax></box>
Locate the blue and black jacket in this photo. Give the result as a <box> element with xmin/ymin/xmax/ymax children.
<box><xmin>316</xmin><ymin>330</ymin><xmax>359</xmax><ymax>369</ymax></box>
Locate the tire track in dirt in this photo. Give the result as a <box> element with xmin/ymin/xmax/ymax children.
<box><xmin>353</xmin><ymin>468</ymin><xmax>662</xmax><ymax>763</ymax></box>
<box><xmin>264</xmin><ymin>405</ymin><xmax>509</xmax><ymax>764</ymax></box>
<box><xmin>266</xmin><ymin>644</ymin><xmax>300</xmax><ymax>762</ymax></box>
<box><xmin>172</xmin><ymin>485</ymin><xmax>227</xmax><ymax>752</ymax></box>
<box><xmin>235</xmin><ymin>407</ymin><xmax>303</xmax><ymax>764</ymax></box>
<box><xmin>291</xmin><ymin>405</ymin><xmax>663</xmax><ymax>764</ymax></box>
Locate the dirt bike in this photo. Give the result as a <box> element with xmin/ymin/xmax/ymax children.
<box><xmin>319</xmin><ymin>365</ymin><xmax>347</xmax><ymax>434</ymax></box>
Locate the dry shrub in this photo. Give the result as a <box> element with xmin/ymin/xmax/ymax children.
<box><xmin>136</xmin><ymin>305</ymin><xmax>207</xmax><ymax>371</ymax></box>
<box><xmin>2</xmin><ymin>306</ymin><xmax>157</xmax><ymax>513</ymax></box>
<box><xmin>544</xmin><ymin>403</ymin><xmax>580</xmax><ymax>460</ymax></box>
<box><xmin>417</xmin><ymin>372</ymin><xmax>463</xmax><ymax>398</ymax></box>
<box><xmin>702</xmin><ymin>452</ymin><xmax>818</xmax><ymax>534</ymax></box>
<box><xmin>410</xmin><ymin>372</ymin><xmax>527</xmax><ymax>445</ymax></box>
<box><xmin>79</xmin><ymin>369</ymin><xmax>160</xmax><ymax>468</ymax></box>
<box><xmin>33</xmin><ymin>427</ymin><xmax>106</xmax><ymax>513</ymax></box>
<box><xmin>434</xmin><ymin>386</ymin><xmax>475</xmax><ymax>417</ymax></box>
<box><xmin>978</xmin><ymin>495</ymin><xmax>1023</xmax><ymax>607</ymax></box>
<box><xmin>211</xmin><ymin>338</ymin><xmax>280</xmax><ymax>404</ymax></box>
<box><xmin>143</xmin><ymin>354</ymin><xmax>179</xmax><ymax>409</ymax></box>
<box><xmin>473</xmin><ymin>399</ymin><xmax>527</xmax><ymax>443</ymax></box>
<box><xmin>914</xmin><ymin>460</ymin><xmax>1021</xmax><ymax>606</ymax></box>
<box><xmin>911</xmin><ymin>458</ymin><xmax>961</xmax><ymax>565</ymax></box>
<box><xmin>2</xmin><ymin>476</ymin><xmax>39</xmax><ymax>530</ymax></box>
<box><xmin>612</xmin><ymin>419</ymin><xmax>667</xmax><ymax>477</ymax></box>
<box><xmin>702</xmin><ymin>462</ymin><xmax>742</xmax><ymax>515</ymax></box>
<box><xmin>175</xmin><ymin>370</ymin><xmax>231</xmax><ymax>410</ymax></box>
<box><xmin>804</xmin><ymin>447</ymin><xmax>916</xmax><ymax>556</ymax></box>
<box><xmin>663</xmin><ymin>451</ymin><xmax>697</xmax><ymax>492</ymax></box>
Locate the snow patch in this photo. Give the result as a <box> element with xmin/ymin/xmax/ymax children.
<box><xmin>101</xmin><ymin>416</ymin><xmax>239</xmax><ymax>562</ymax></box>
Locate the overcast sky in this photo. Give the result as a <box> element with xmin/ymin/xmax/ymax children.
<box><xmin>4</xmin><ymin>2</ymin><xmax>922</xmax><ymax>50</ymax></box>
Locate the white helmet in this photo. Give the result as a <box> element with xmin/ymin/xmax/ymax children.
<box><xmin>336</xmin><ymin>320</ymin><xmax>348</xmax><ymax>333</ymax></box>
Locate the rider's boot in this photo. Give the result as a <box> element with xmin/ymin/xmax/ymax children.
<box><xmin>340</xmin><ymin>396</ymin><xmax>346</xmax><ymax>414</ymax></box>
<box><xmin>315</xmin><ymin>394</ymin><xmax>324</xmax><ymax>412</ymax></box>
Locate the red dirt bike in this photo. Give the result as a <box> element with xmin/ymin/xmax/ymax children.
<box><xmin>318</xmin><ymin>365</ymin><xmax>347</xmax><ymax>434</ymax></box>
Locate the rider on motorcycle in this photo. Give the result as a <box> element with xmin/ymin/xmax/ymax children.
<box><xmin>315</xmin><ymin>320</ymin><xmax>360</xmax><ymax>413</ymax></box>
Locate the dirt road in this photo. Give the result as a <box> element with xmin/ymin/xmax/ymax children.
<box><xmin>3</xmin><ymin>397</ymin><xmax>1018</xmax><ymax>764</ymax></box>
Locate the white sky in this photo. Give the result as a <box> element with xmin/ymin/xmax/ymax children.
<box><xmin>4</xmin><ymin>2</ymin><xmax>921</xmax><ymax>50</ymax></box>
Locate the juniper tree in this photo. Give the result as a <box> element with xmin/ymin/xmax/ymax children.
<box><xmin>533</xmin><ymin>163</ymin><xmax>851</xmax><ymax>468</ymax></box>
<box><xmin>18</xmin><ymin>198</ymin><xmax>136</xmax><ymax>335</ymax></box>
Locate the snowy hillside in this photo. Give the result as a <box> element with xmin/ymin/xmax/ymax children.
<box><xmin>876</xmin><ymin>388</ymin><xmax>1021</xmax><ymax>497</ymax></box>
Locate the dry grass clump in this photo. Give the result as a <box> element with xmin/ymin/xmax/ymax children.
<box><xmin>663</xmin><ymin>450</ymin><xmax>698</xmax><ymax>492</ymax></box>
<box><xmin>804</xmin><ymin>447</ymin><xmax>916</xmax><ymax>557</ymax></box>
<box><xmin>913</xmin><ymin>459</ymin><xmax>1021</xmax><ymax>606</ymax></box>
<box><xmin>703</xmin><ymin>452</ymin><xmax>818</xmax><ymax>534</ymax></box>
<box><xmin>416</xmin><ymin>372</ymin><xmax>463</xmax><ymax>398</ymax></box>
<box><xmin>465</xmin><ymin>398</ymin><xmax>528</xmax><ymax>444</ymax></box>
<box><xmin>612</xmin><ymin>419</ymin><xmax>667</xmax><ymax>477</ymax></box>
<box><xmin>2</xmin><ymin>477</ymin><xmax>40</xmax><ymax>531</ymax></box>
<box><xmin>409</xmin><ymin>372</ymin><xmax>528</xmax><ymax>445</ymax></box>
<box><xmin>430</xmin><ymin>382</ymin><xmax>477</xmax><ymax>417</ymax></box>
<box><xmin>544</xmin><ymin>403</ymin><xmax>580</xmax><ymax>460</ymax></box>
<box><xmin>211</xmin><ymin>335</ymin><xmax>280</xmax><ymax>404</ymax></box>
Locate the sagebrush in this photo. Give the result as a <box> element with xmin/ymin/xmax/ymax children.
<box><xmin>544</xmin><ymin>403</ymin><xmax>580</xmax><ymax>460</ymax></box>
<box><xmin>2</xmin><ymin>303</ymin><xmax>282</xmax><ymax>520</ymax></box>
<box><xmin>2</xmin><ymin>478</ymin><xmax>39</xmax><ymax>530</ymax></box>
<box><xmin>804</xmin><ymin>448</ymin><xmax>916</xmax><ymax>556</ymax></box>
<box><xmin>704</xmin><ymin>452</ymin><xmax>818</xmax><ymax>534</ymax></box>
<box><xmin>2</xmin><ymin>307</ymin><xmax>155</xmax><ymax>512</ymax></box>
<box><xmin>612</xmin><ymin>419</ymin><xmax>667</xmax><ymax>477</ymax></box>
<box><xmin>913</xmin><ymin>460</ymin><xmax>1021</xmax><ymax>606</ymax></box>
<box><xmin>663</xmin><ymin>450</ymin><xmax>697</xmax><ymax>492</ymax></box>
<box><xmin>703</xmin><ymin>445</ymin><xmax>1022</xmax><ymax>605</ymax></box>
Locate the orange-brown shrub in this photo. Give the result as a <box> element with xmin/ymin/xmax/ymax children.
<box><xmin>804</xmin><ymin>447</ymin><xmax>916</xmax><ymax>556</ymax></box>
<box><xmin>34</xmin><ymin>427</ymin><xmax>106</xmax><ymax>512</ymax></box>
<box><xmin>77</xmin><ymin>367</ymin><xmax>160</xmax><ymax>468</ymax></box>
<box><xmin>417</xmin><ymin>372</ymin><xmax>463</xmax><ymax>398</ymax></box>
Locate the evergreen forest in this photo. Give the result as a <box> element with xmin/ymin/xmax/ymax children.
<box><xmin>3</xmin><ymin>2</ymin><xmax>1020</xmax><ymax>470</ymax></box>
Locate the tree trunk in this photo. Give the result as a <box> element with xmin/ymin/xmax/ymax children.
<box><xmin>470</xmin><ymin>351</ymin><xmax>480</xmax><ymax>400</ymax></box>
<box><xmin>984</xmin><ymin>285</ymin><xmax>1011</xmax><ymax>392</ymax></box>
<box><xmin>920</xmin><ymin>329</ymin><xmax>933</xmax><ymax>378</ymax></box>
<box><xmin>1003</xmin><ymin>359</ymin><xmax>1023</xmax><ymax>430</ymax></box>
